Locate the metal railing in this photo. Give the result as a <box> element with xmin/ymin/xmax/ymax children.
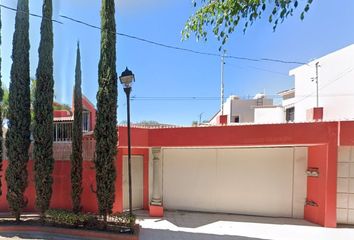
<box><xmin>2</xmin><ymin>139</ymin><xmax>96</xmax><ymax>161</ymax></box>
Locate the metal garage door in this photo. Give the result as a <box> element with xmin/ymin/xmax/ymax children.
<box><xmin>162</xmin><ymin>147</ymin><xmax>307</xmax><ymax>218</ymax></box>
<box><xmin>337</xmin><ymin>146</ymin><xmax>354</xmax><ymax>224</ymax></box>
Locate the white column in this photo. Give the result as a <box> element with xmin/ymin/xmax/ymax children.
<box><xmin>151</xmin><ymin>147</ymin><xmax>162</xmax><ymax>205</ymax></box>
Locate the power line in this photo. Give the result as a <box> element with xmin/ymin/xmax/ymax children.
<box><xmin>260</xmin><ymin>58</ymin><xmax>308</xmax><ymax>66</ymax></box>
<box><xmin>0</xmin><ymin>3</ymin><xmax>310</xmax><ymax>65</ymax></box>
<box><xmin>291</xmin><ymin>67</ymin><xmax>354</xmax><ymax>105</ymax></box>
<box><xmin>0</xmin><ymin>4</ymin><xmax>63</xmax><ymax>24</ymax></box>
<box><xmin>226</xmin><ymin>62</ymin><xmax>289</xmax><ymax>76</ymax></box>
<box><xmin>59</xmin><ymin>14</ymin><xmax>308</xmax><ymax>65</ymax></box>
<box><xmin>131</xmin><ymin>92</ymin><xmax>354</xmax><ymax>102</ymax></box>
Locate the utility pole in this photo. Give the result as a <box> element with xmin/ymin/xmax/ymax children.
<box><xmin>220</xmin><ymin>50</ymin><xmax>226</xmax><ymax>115</ymax></box>
<box><xmin>315</xmin><ymin>62</ymin><xmax>320</xmax><ymax>107</ymax></box>
<box><xmin>199</xmin><ymin>112</ymin><xmax>204</xmax><ymax>125</ymax></box>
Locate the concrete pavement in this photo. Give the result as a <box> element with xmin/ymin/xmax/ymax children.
<box><xmin>137</xmin><ymin>211</ymin><xmax>354</xmax><ymax>240</ymax></box>
<box><xmin>1</xmin><ymin>211</ymin><xmax>354</xmax><ymax>239</ymax></box>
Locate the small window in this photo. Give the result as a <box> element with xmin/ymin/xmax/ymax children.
<box><xmin>234</xmin><ymin>116</ymin><xmax>240</xmax><ymax>123</ymax></box>
<box><xmin>53</xmin><ymin>122</ymin><xmax>72</xmax><ymax>142</ymax></box>
<box><xmin>82</xmin><ymin>111</ymin><xmax>90</xmax><ymax>132</ymax></box>
<box><xmin>286</xmin><ymin>107</ymin><xmax>295</xmax><ymax>122</ymax></box>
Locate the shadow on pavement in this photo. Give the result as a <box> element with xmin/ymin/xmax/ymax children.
<box><xmin>140</xmin><ymin>228</ymin><xmax>267</xmax><ymax>240</ymax></box>
<box><xmin>137</xmin><ymin>210</ymin><xmax>316</xmax><ymax>229</ymax></box>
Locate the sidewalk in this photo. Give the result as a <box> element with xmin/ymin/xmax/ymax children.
<box><xmin>137</xmin><ymin>210</ymin><xmax>354</xmax><ymax>240</ymax></box>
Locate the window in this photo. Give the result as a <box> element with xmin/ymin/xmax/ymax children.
<box><xmin>53</xmin><ymin>122</ymin><xmax>72</xmax><ymax>142</ymax></box>
<box><xmin>286</xmin><ymin>107</ymin><xmax>295</xmax><ymax>122</ymax></box>
<box><xmin>82</xmin><ymin>111</ymin><xmax>90</xmax><ymax>132</ymax></box>
<box><xmin>256</xmin><ymin>98</ymin><xmax>264</xmax><ymax>106</ymax></box>
<box><xmin>234</xmin><ymin>116</ymin><xmax>240</xmax><ymax>123</ymax></box>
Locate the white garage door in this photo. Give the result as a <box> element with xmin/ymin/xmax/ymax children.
<box><xmin>337</xmin><ymin>146</ymin><xmax>354</xmax><ymax>224</ymax></box>
<box><xmin>162</xmin><ymin>147</ymin><xmax>307</xmax><ymax>218</ymax></box>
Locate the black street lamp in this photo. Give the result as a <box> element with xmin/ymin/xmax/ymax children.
<box><xmin>119</xmin><ymin>67</ymin><xmax>135</xmax><ymax>218</ymax></box>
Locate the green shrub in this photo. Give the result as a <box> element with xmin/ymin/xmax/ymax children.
<box><xmin>45</xmin><ymin>209</ymin><xmax>136</xmax><ymax>230</ymax></box>
<box><xmin>46</xmin><ymin>209</ymin><xmax>96</xmax><ymax>226</ymax></box>
<box><xmin>82</xmin><ymin>214</ymin><xmax>100</xmax><ymax>228</ymax></box>
<box><xmin>111</xmin><ymin>212</ymin><xmax>136</xmax><ymax>228</ymax></box>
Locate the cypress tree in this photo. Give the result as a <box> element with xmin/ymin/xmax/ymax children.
<box><xmin>33</xmin><ymin>0</ymin><xmax>54</xmax><ymax>219</ymax></box>
<box><xmin>5</xmin><ymin>0</ymin><xmax>31</xmax><ymax>221</ymax></box>
<box><xmin>0</xmin><ymin>8</ymin><xmax>3</xmax><ymax>197</ymax></box>
<box><xmin>94</xmin><ymin>0</ymin><xmax>118</xmax><ymax>222</ymax></box>
<box><xmin>71</xmin><ymin>43</ymin><xmax>83</xmax><ymax>213</ymax></box>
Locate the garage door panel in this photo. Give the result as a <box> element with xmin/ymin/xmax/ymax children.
<box><xmin>162</xmin><ymin>147</ymin><xmax>306</xmax><ymax>218</ymax></box>
<box><xmin>293</xmin><ymin>147</ymin><xmax>308</xmax><ymax>218</ymax></box>
<box><xmin>163</xmin><ymin>149</ymin><xmax>217</xmax><ymax>211</ymax></box>
<box><xmin>216</xmin><ymin>148</ymin><xmax>294</xmax><ymax>216</ymax></box>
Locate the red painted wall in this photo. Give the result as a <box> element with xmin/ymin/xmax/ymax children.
<box><xmin>53</xmin><ymin>110</ymin><xmax>72</xmax><ymax>118</ymax></box>
<box><xmin>115</xmin><ymin>148</ymin><xmax>149</xmax><ymax>213</ymax></box>
<box><xmin>148</xmin><ymin>122</ymin><xmax>338</xmax><ymax>147</ymax></box>
<box><xmin>0</xmin><ymin>121</ymin><xmax>344</xmax><ymax>227</ymax></box>
<box><xmin>0</xmin><ymin>160</ymin><xmax>99</xmax><ymax>213</ymax></box>
<box><xmin>0</xmin><ymin>149</ymin><xmax>149</xmax><ymax>214</ymax></box>
<box><xmin>305</xmin><ymin>145</ymin><xmax>328</xmax><ymax>226</ymax></box>
<box><xmin>340</xmin><ymin>121</ymin><xmax>354</xmax><ymax>145</ymax></box>
<box><xmin>118</xmin><ymin>127</ymin><xmax>149</xmax><ymax>147</ymax></box>
<box><xmin>82</xmin><ymin>96</ymin><xmax>96</xmax><ymax>131</ymax></box>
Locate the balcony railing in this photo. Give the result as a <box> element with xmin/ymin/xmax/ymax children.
<box><xmin>2</xmin><ymin>139</ymin><xmax>96</xmax><ymax>162</ymax></box>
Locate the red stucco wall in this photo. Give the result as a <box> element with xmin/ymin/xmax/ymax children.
<box><xmin>0</xmin><ymin>121</ymin><xmax>350</xmax><ymax>227</ymax></box>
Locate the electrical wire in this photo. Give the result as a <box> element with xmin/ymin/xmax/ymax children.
<box><xmin>131</xmin><ymin>92</ymin><xmax>354</xmax><ymax>102</ymax></box>
<box><xmin>59</xmin><ymin>14</ymin><xmax>309</xmax><ymax>65</ymax></box>
<box><xmin>0</xmin><ymin>3</ymin><xmax>309</xmax><ymax>66</ymax></box>
<box><xmin>291</xmin><ymin>67</ymin><xmax>354</xmax><ymax>105</ymax></box>
<box><xmin>225</xmin><ymin>62</ymin><xmax>289</xmax><ymax>76</ymax></box>
<box><xmin>0</xmin><ymin>4</ymin><xmax>63</xmax><ymax>24</ymax></box>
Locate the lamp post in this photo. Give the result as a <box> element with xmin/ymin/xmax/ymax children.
<box><xmin>119</xmin><ymin>67</ymin><xmax>135</xmax><ymax>218</ymax></box>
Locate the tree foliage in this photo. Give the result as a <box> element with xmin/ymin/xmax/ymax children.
<box><xmin>5</xmin><ymin>0</ymin><xmax>31</xmax><ymax>221</ymax></box>
<box><xmin>1</xmin><ymin>80</ymin><xmax>35</xmax><ymax>120</ymax></box>
<box><xmin>53</xmin><ymin>103</ymin><xmax>71</xmax><ymax>111</ymax></box>
<box><xmin>94</xmin><ymin>0</ymin><xmax>118</xmax><ymax>222</ymax></box>
<box><xmin>71</xmin><ymin>43</ymin><xmax>83</xmax><ymax>214</ymax></box>
<box><xmin>183</xmin><ymin>0</ymin><xmax>313</xmax><ymax>46</ymax></box>
<box><xmin>0</xmin><ymin>7</ymin><xmax>3</xmax><ymax>197</ymax></box>
<box><xmin>33</xmin><ymin>0</ymin><xmax>55</xmax><ymax>219</ymax></box>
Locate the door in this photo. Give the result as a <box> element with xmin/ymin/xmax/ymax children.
<box><xmin>162</xmin><ymin>147</ymin><xmax>307</xmax><ymax>218</ymax></box>
<box><xmin>123</xmin><ymin>155</ymin><xmax>144</xmax><ymax>210</ymax></box>
<box><xmin>337</xmin><ymin>146</ymin><xmax>354</xmax><ymax>224</ymax></box>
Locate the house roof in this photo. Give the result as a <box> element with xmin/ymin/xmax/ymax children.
<box><xmin>53</xmin><ymin>110</ymin><xmax>72</xmax><ymax>118</ymax></box>
<box><xmin>54</xmin><ymin>116</ymin><xmax>74</xmax><ymax>122</ymax></box>
<box><xmin>278</xmin><ymin>88</ymin><xmax>295</xmax><ymax>96</ymax></box>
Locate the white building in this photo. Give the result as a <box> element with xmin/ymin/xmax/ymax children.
<box><xmin>289</xmin><ymin>44</ymin><xmax>354</xmax><ymax>122</ymax></box>
<box><xmin>209</xmin><ymin>44</ymin><xmax>354</xmax><ymax>125</ymax></box>
<box><xmin>278</xmin><ymin>88</ymin><xmax>295</xmax><ymax>122</ymax></box>
<box><xmin>209</xmin><ymin>94</ymin><xmax>276</xmax><ymax>124</ymax></box>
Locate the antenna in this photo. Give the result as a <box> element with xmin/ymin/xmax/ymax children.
<box><xmin>220</xmin><ymin>50</ymin><xmax>226</xmax><ymax>115</ymax></box>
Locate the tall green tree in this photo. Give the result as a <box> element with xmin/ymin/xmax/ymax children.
<box><xmin>0</xmin><ymin>8</ymin><xmax>3</xmax><ymax>197</ymax></box>
<box><xmin>71</xmin><ymin>43</ymin><xmax>83</xmax><ymax>214</ymax></box>
<box><xmin>94</xmin><ymin>0</ymin><xmax>118</xmax><ymax>223</ymax></box>
<box><xmin>1</xmin><ymin>81</ymin><xmax>35</xmax><ymax>121</ymax></box>
<box><xmin>183</xmin><ymin>0</ymin><xmax>313</xmax><ymax>46</ymax></box>
<box><xmin>5</xmin><ymin>0</ymin><xmax>31</xmax><ymax>221</ymax></box>
<box><xmin>32</xmin><ymin>0</ymin><xmax>54</xmax><ymax>219</ymax></box>
<box><xmin>33</xmin><ymin>0</ymin><xmax>54</xmax><ymax>219</ymax></box>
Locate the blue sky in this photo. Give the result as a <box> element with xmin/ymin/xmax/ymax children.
<box><xmin>1</xmin><ymin>0</ymin><xmax>354</xmax><ymax>125</ymax></box>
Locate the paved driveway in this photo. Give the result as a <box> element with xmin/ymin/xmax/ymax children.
<box><xmin>0</xmin><ymin>211</ymin><xmax>353</xmax><ymax>239</ymax></box>
<box><xmin>137</xmin><ymin>211</ymin><xmax>354</xmax><ymax>240</ymax></box>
